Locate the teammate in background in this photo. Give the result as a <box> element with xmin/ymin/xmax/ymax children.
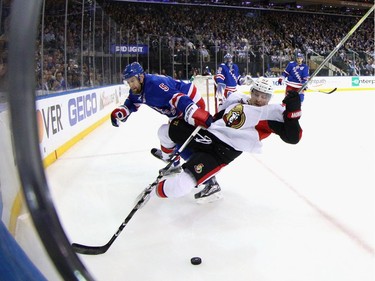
<box><xmin>141</xmin><ymin>77</ymin><xmax>303</xmax><ymax>204</ymax></box>
<box><xmin>278</xmin><ymin>53</ymin><xmax>310</xmax><ymax>102</ymax></box>
<box><xmin>215</xmin><ymin>53</ymin><xmax>252</xmax><ymax>106</ymax></box>
<box><xmin>110</xmin><ymin>62</ymin><xmax>220</xmax><ymax>190</ymax></box>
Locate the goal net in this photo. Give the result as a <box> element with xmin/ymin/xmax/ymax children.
<box><xmin>191</xmin><ymin>75</ymin><xmax>218</xmax><ymax>114</ymax></box>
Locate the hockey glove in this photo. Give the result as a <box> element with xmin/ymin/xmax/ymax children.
<box><xmin>184</xmin><ymin>103</ymin><xmax>213</xmax><ymax>128</ymax></box>
<box><xmin>111</xmin><ymin>105</ymin><xmax>130</xmax><ymax>127</ymax></box>
<box><xmin>283</xmin><ymin>91</ymin><xmax>301</xmax><ymax>120</ymax></box>
<box><xmin>277</xmin><ymin>78</ymin><xmax>283</xmax><ymax>85</ymax></box>
<box><xmin>239</xmin><ymin>75</ymin><xmax>254</xmax><ymax>86</ymax></box>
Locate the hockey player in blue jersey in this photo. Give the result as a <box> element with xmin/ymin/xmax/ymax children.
<box><xmin>215</xmin><ymin>53</ymin><xmax>252</xmax><ymax>108</ymax></box>
<box><xmin>112</xmin><ymin>62</ymin><xmax>207</xmax><ymax>124</ymax></box>
<box><xmin>278</xmin><ymin>53</ymin><xmax>310</xmax><ymax>102</ymax></box>
<box><xmin>111</xmin><ymin>62</ymin><xmax>221</xmax><ymax>191</ymax></box>
<box><xmin>111</xmin><ymin>61</ymin><xmax>211</xmax><ymax>147</ymax></box>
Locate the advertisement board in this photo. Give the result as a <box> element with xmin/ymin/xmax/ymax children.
<box><xmin>36</xmin><ymin>85</ymin><xmax>128</xmax><ymax>161</ymax></box>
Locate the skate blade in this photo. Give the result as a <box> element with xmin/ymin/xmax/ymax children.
<box><xmin>151</xmin><ymin>148</ymin><xmax>164</xmax><ymax>161</ymax></box>
<box><xmin>195</xmin><ymin>192</ymin><xmax>224</xmax><ymax>204</ymax></box>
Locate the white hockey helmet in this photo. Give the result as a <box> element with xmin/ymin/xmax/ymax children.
<box><xmin>252</xmin><ymin>76</ymin><xmax>274</xmax><ymax>96</ymax></box>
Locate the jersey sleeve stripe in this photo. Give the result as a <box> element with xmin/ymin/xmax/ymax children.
<box><xmin>170</xmin><ymin>93</ymin><xmax>185</xmax><ymax>108</ymax></box>
<box><xmin>216</xmin><ymin>74</ymin><xmax>225</xmax><ymax>80</ymax></box>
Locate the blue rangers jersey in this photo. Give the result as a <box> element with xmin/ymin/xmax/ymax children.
<box><xmin>123</xmin><ymin>74</ymin><xmax>203</xmax><ymax>120</ymax></box>
<box><xmin>282</xmin><ymin>61</ymin><xmax>309</xmax><ymax>88</ymax></box>
<box><xmin>215</xmin><ymin>63</ymin><xmax>241</xmax><ymax>93</ymax></box>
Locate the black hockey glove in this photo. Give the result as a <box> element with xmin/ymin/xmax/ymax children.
<box><xmin>283</xmin><ymin>91</ymin><xmax>302</xmax><ymax>120</ymax></box>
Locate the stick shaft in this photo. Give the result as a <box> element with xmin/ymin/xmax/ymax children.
<box><xmin>299</xmin><ymin>4</ymin><xmax>375</xmax><ymax>93</ymax></box>
<box><xmin>72</xmin><ymin>125</ymin><xmax>201</xmax><ymax>255</ymax></box>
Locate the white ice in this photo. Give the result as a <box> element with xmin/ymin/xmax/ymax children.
<box><xmin>45</xmin><ymin>90</ymin><xmax>374</xmax><ymax>281</ymax></box>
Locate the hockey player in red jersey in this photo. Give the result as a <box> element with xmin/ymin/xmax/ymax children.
<box><xmin>138</xmin><ymin>77</ymin><xmax>303</xmax><ymax>204</ymax></box>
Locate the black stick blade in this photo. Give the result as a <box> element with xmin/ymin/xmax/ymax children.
<box><xmin>72</xmin><ymin>243</ymin><xmax>110</xmax><ymax>255</ymax></box>
<box><xmin>325</xmin><ymin>88</ymin><xmax>337</xmax><ymax>94</ymax></box>
<box><xmin>315</xmin><ymin>87</ymin><xmax>337</xmax><ymax>94</ymax></box>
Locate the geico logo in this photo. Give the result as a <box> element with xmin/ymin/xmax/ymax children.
<box><xmin>68</xmin><ymin>93</ymin><xmax>97</xmax><ymax>126</ymax></box>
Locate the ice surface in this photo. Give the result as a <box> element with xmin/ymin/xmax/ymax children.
<box><xmin>46</xmin><ymin>90</ymin><xmax>374</xmax><ymax>281</ymax></box>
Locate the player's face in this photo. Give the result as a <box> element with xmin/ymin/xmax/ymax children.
<box><xmin>296</xmin><ymin>57</ymin><xmax>303</xmax><ymax>65</ymax></box>
<box><xmin>125</xmin><ymin>75</ymin><xmax>143</xmax><ymax>94</ymax></box>
<box><xmin>249</xmin><ymin>89</ymin><xmax>271</xmax><ymax>106</ymax></box>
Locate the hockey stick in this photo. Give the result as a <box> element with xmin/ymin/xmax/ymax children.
<box><xmin>307</xmin><ymin>87</ymin><xmax>338</xmax><ymax>94</ymax></box>
<box><xmin>316</xmin><ymin>88</ymin><xmax>337</xmax><ymax>94</ymax></box>
<box><xmin>71</xmin><ymin>125</ymin><xmax>202</xmax><ymax>255</ymax></box>
<box><xmin>299</xmin><ymin>4</ymin><xmax>375</xmax><ymax>94</ymax></box>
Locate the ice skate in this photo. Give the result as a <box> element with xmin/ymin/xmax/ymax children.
<box><xmin>151</xmin><ymin>148</ymin><xmax>164</xmax><ymax>161</ymax></box>
<box><xmin>194</xmin><ymin>176</ymin><xmax>223</xmax><ymax>204</ymax></box>
<box><xmin>151</xmin><ymin>148</ymin><xmax>183</xmax><ymax>176</ymax></box>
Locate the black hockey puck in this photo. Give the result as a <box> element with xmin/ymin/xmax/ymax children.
<box><xmin>190</xmin><ymin>257</ymin><xmax>202</xmax><ymax>265</ymax></box>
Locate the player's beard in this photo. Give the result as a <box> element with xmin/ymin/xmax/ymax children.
<box><xmin>132</xmin><ymin>83</ymin><xmax>143</xmax><ymax>95</ymax></box>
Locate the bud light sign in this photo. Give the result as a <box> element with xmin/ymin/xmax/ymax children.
<box><xmin>111</xmin><ymin>44</ymin><xmax>148</xmax><ymax>55</ymax></box>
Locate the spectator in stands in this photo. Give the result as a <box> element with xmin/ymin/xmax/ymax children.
<box><xmin>33</xmin><ymin>0</ymin><xmax>374</xmax><ymax>97</ymax></box>
<box><xmin>55</xmin><ymin>71</ymin><xmax>67</xmax><ymax>90</ymax></box>
<box><xmin>365</xmin><ymin>57</ymin><xmax>375</xmax><ymax>75</ymax></box>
